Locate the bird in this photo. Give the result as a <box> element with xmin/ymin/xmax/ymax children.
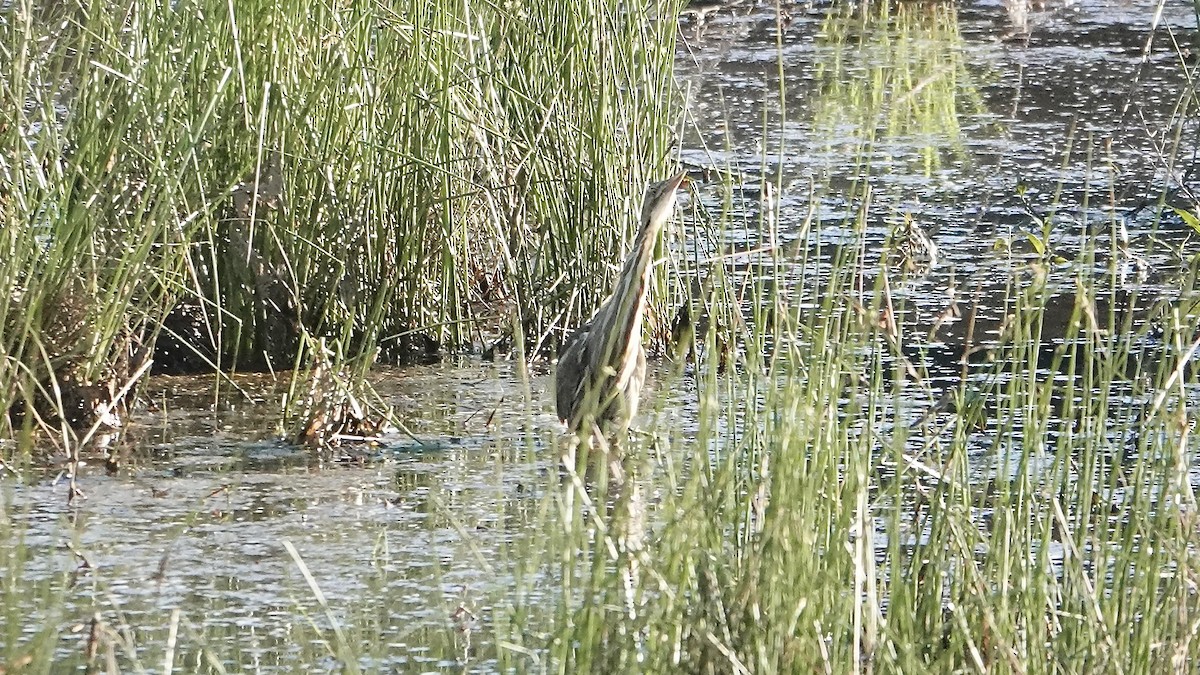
<box><xmin>894</xmin><ymin>215</ymin><xmax>939</xmax><ymax>271</ymax></box>
<box><xmin>554</xmin><ymin>171</ymin><xmax>688</xmax><ymax>437</ymax></box>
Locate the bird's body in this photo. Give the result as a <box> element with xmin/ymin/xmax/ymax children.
<box><xmin>555</xmin><ymin>171</ymin><xmax>688</xmax><ymax>435</ymax></box>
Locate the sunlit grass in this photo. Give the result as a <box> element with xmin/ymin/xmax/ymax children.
<box><xmin>520</xmin><ymin>181</ymin><xmax>1200</xmax><ymax>674</ymax></box>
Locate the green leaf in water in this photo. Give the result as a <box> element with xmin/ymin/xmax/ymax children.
<box><xmin>1172</xmin><ymin>206</ymin><xmax>1200</xmax><ymax>235</ymax></box>
<box><xmin>1025</xmin><ymin>231</ymin><xmax>1047</xmax><ymax>256</ymax></box>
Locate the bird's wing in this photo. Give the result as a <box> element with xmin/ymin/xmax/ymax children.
<box><xmin>554</xmin><ymin>323</ymin><xmax>593</xmax><ymax>424</ymax></box>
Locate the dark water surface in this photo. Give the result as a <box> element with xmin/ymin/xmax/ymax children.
<box><xmin>5</xmin><ymin>0</ymin><xmax>1200</xmax><ymax>670</ymax></box>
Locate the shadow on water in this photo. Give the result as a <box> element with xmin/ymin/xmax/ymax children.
<box><xmin>4</xmin><ymin>0</ymin><xmax>1200</xmax><ymax>669</ymax></box>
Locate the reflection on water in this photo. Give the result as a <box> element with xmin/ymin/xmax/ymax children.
<box><xmin>5</xmin><ymin>0</ymin><xmax>1200</xmax><ymax>669</ymax></box>
<box><xmin>679</xmin><ymin>0</ymin><xmax>1200</xmax><ymax>363</ymax></box>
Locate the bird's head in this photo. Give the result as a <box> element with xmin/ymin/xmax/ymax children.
<box><xmin>639</xmin><ymin>171</ymin><xmax>689</xmax><ymax>231</ymax></box>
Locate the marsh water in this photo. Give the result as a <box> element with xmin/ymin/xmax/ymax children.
<box><xmin>5</xmin><ymin>0</ymin><xmax>1200</xmax><ymax>670</ymax></box>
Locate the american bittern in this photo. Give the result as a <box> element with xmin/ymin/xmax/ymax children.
<box><xmin>555</xmin><ymin>171</ymin><xmax>688</xmax><ymax>434</ymax></box>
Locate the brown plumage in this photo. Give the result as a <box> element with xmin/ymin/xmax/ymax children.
<box><xmin>555</xmin><ymin>171</ymin><xmax>688</xmax><ymax>435</ymax></box>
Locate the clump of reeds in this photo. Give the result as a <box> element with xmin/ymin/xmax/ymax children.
<box><xmin>0</xmin><ymin>0</ymin><xmax>684</xmax><ymax>448</ymax></box>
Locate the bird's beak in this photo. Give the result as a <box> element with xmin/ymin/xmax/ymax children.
<box><xmin>666</xmin><ymin>170</ymin><xmax>689</xmax><ymax>193</ymax></box>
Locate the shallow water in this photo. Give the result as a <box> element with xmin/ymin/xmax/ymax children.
<box><xmin>5</xmin><ymin>0</ymin><xmax>1200</xmax><ymax>670</ymax></box>
<box><xmin>4</xmin><ymin>364</ymin><xmax>562</xmax><ymax>671</ymax></box>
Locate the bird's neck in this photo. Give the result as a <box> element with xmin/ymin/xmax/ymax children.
<box><xmin>594</xmin><ymin>216</ymin><xmax>664</xmax><ymax>377</ymax></box>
